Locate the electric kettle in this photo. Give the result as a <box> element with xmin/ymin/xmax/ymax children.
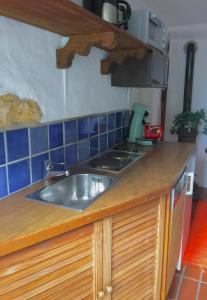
<box><xmin>83</xmin><ymin>0</ymin><xmax>131</xmax><ymax>28</ymax></box>
<box><xmin>101</xmin><ymin>0</ymin><xmax>131</xmax><ymax>27</ymax></box>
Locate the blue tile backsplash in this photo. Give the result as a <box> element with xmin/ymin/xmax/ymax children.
<box><xmin>0</xmin><ymin>166</ymin><xmax>8</xmax><ymax>198</ymax></box>
<box><xmin>65</xmin><ymin>120</ymin><xmax>77</xmax><ymax>144</ymax></box>
<box><xmin>65</xmin><ymin>144</ymin><xmax>77</xmax><ymax>167</ymax></box>
<box><xmin>31</xmin><ymin>153</ymin><xmax>49</xmax><ymax>183</ymax></box>
<box><xmin>90</xmin><ymin>136</ymin><xmax>98</xmax><ymax>157</ymax></box>
<box><xmin>49</xmin><ymin>123</ymin><xmax>63</xmax><ymax>149</ymax></box>
<box><xmin>30</xmin><ymin>125</ymin><xmax>48</xmax><ymax>155</ymax></box>
<box><xmin>99</xmin><ymin>114</ymin><xmax>107</xmax><ymax>133</ymax></box>
<box><xmin>89</xmin><ymin>116</ymin><xmax>98</xmax><ymax>137</ymax></box>
<box><xmin>79</xmin><ymin>140</ymin><xmax>90</xmax><ymax>162</ymax></box>
<box><xmin>8</xmin><ymin>159</ymin><xmax>30</xmax><ymax>193</ymax></box>
<box><xmin>116</xmin><ymin>112</ymin><xmax>122</xmax><ymax>128</ymax></box>
<box><xmin>108</xmin><ymin>113</ymin><xmax>115</xmax><ymax>131</ymax></box>
<box><xmin>0</xmin><ymin>109</ymin><xmax>129</xmax><ymax>200</ymax></box>
<box><xmin>78</xmin><ymin>118</ymin><xmax>88</xmax><ymax>140</ymax></box>
<box><xmin>100</xmin><ymin>133</ymin><xmax>107</xmax><ymax>152</ymax></box>
<box><xmin>0</xmin><ymin>133</ymin><xmax>5</xmax><ymax>165</ymax></box>
<box><xmin>7</xmin><ymin>128</ymin><xmax>29</xmax><ymax>162</ymax></box>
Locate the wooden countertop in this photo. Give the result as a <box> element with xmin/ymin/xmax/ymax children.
<box><xmin>0</xmin><ymin>142</ymin><xmax>195</xmax><ymax>257</ymax></box>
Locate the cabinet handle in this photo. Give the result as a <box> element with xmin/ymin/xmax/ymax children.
<box><xmin>106</xmin><ymin>286</ymin><xmax>113</xmax><ymax>294</ymax></box>
<box><xmin>98</xmin><ymin>291</ymin><xmax>105</xmax><ymax>299</ymax></box>
<box><xmin>186</xmin><ymin>172</ymin><xmax>194</xmax><ymax>196</ymax></box>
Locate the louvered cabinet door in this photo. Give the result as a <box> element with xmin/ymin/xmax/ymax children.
<box><xmin>103</xmin><ymin>197</ymin><xmax>165</xmax><ymax>300</ymax></box>
<box><xmin>0</xmin><ymin>222</ymin><xmax>103</xmax><ymax>300</ymax></box>
<box><xmin>165</xmin><ymin>193</ymin><xmax>185</xmax><ymax>294</ymax></box>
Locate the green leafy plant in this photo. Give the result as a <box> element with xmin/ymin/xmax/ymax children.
<box><xmin>170</xmin><ymin>109</ymin><xmax>207</xmax><ymax>136</ymax></box>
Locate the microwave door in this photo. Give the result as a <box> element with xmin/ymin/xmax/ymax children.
<box><xmin>149</xmin><ymin>20</ymin><xmax>162</xmax><ymax>49</ymax></box>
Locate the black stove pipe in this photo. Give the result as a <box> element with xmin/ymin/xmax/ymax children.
<box><xmin>183</xmin><ymin>41</ymin><xmax>197</xmax><ymax>112</ymax></box>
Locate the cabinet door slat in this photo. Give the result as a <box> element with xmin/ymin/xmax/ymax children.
<box><xmin>110</xmin><ymin>197</ymin><xmax>164</xmax><ymax>300</ymax></box>
<box><xmin>0</xmin><ymin>224</ymin><xmax>98</xmax><ymax>300</ymax></box>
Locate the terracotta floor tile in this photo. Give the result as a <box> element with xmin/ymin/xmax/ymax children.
<box><xmin>177</xmin><ymin>278</ymin><xmax>199</xmax><ymax>300</ymax></box>
<box><xmin>198</xmin><ymin>283</ymin><xmax>207</xmax><ymax>300</ymax></box>
<box><xmin>201</xmin><ymin>269</ymin><xmax>207</xmax><ymax>282</ymax></box>
<box><xmin>167</xmin><ymin>275</ymin><xmax>181</xmax><ymax>299</ymax></box>
<box><xmin>184</xmin><ymin>264</ymin><xmax>201</xmax><ymax>280</ymax></box>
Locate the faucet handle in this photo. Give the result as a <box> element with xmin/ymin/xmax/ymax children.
<box><xmin>44</xmin><ymin>160</ymin><xmax>53</xmax><ymax>171</ymax></box>
<box><xmin>44</xmin><ymin>160</ymin><xmax>66</xmax><ymax>171</ymax></box>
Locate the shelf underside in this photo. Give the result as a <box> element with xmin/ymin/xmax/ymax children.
<box><xmin>0</xmin><ymin>0</ymin><xmax>151</xmax><ymax>72</ymax></box>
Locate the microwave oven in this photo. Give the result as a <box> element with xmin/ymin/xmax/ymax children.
<box><xmin>128</xmin><ymin>9</ymin><xmax>167</xmax><ymax>52</ymax></box>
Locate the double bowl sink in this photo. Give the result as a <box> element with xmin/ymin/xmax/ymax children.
<box><xmin>27</xmin><ymin>150</ymin><xmax>144</xmax><ymax>211</ymax></box>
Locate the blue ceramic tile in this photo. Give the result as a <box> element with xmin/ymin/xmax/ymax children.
<box><xmin>90</xmin><ymin>136</ymin><xmax>98</xmax><ymax>157</ymax></box>
<box><xmin>65</xmin><ymin>144</ymin><xmax>77</xmax><ymax>167</ymax></box>
<box><xmin>7</xmin><ymin>128</ymin><xmax>29</xmax><ymax>162</ymax></box>
<box><xmin>108</xmin><ymin>131</ymin><xmax>115</xmax><ymax>149</ymax></box>
<box><xmin>122</xmin><ymin>126</ymin><xmax>128</xmax><ymax>142</ymax></box>
<box><xmin>49</xmin><ymin>123</ymin><xmax>63</xmax><ymax>149</ymax></box>
<box><xmin>65</xmin><ymin>120</ymin><xmax>77</xmax><ymax>144</ymax></box>
<box><xmin>0</xmin><ymin>166</ymin><xmax>8</xmax><ymax>198</ymax></box>
<box><xmin>99</xmin><ymin>114</ymin><xmax>107</xmax><ymax>133</ymax></box>
<box><xmin>8</xmin><ymin>159</ymin><xmax>30</xmax><ymax>193</ymax></box>
<box><xmin>78</xmin><ymin>140</ymin><xmax>89</xmax><ymax>162</ymax></box>
<box><xmin>30</xmin><ymin>125</ymin><xmax>48</xmax><ymax>155</ymax></box>
<box><xmin>0</xmin><ymin>133</ymin><xmax>5</xmax><ymax>165</ymax></box>
<box><xmin>108</xmin><ymin>113</ymin><xmax>115</xmax><ymax>131</ymax></box>
<box><xmin>78</xmin><ymin>118</ymin><xmax>88</xmax><ymax>140</ymax></box>
<box><xmin>115</xmin><ymin>129</ymin><xmax>122</xmax><ymax>144</ymax></box>
<box><xmin>122</xmin><ymin>111</ymin><xmax>130</xmax><ymax>126</ymax></box>
<box><xmin>50</xmin><ymin>147</ymin><xmax>65</xmax><ymax>163</ymax></box>
<box><xmin>100</xmin><ymin>134</ymin><xmax>107</xmax><ymax>152</ymax></box>
<box><xmin>89</xmin><ymin>116</ymin><xmax>98</xmax><ymax>137</ymax></box>
<box><xmin>32</xmin><ymin>153</ymin><xmax>49</xmax><ymax>183</ymax></box>
<box><xmin>116</xmin><ymin>112</ymin><xmax>122</xmax><ymax>128</ymax></box>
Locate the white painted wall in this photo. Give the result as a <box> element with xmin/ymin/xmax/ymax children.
<box><xmin>0</xmin><ymin>16</ymin><xmax>129</xmax><ymax>123</ymax></box>
<box><xmin>165</xmin><ymin>28</ymin><xmax>207</xmax><ymax>187</ymax></box>
<box><xmin>129</xmin><ymin>89</ymin><xmax>162</xmax><ymax>124</ymax></box>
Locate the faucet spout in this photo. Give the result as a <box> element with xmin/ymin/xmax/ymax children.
<box><xmin>44</xmin><ymin>160</ymin><xmax>69</xmax><ymax>185</ymax></box>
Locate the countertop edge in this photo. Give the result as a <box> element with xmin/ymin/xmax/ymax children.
<box><xmin>0</xmin><ymin>186</ymin><xmax>170</xmax><ymax>257</ymax></box>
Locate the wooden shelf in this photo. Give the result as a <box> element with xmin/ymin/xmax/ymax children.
<box><xmin>0</xmin><ymin>0</ymin><xmax>152</xmax><ymax>73</ymax></box>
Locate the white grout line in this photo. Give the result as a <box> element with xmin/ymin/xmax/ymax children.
<box><xmin>195</xmin><ymin>271</ymin><xmax>203</xmax><ymax>300</ymax></box>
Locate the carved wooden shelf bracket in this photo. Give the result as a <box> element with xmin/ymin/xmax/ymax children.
<box><xmin>56</xmin><ymin>32</ymin><xmax>117</xmax><ymax>69</ymax></box>
<box><xmin>101</xmin><ymin>48</ymin><xmax>147</xmax><ymax>75</ymax></box>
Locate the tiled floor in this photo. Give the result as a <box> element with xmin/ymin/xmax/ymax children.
<box><xmin>166</xmin><ymin>265</ymin><xmax>207</xmax><ymax>300</ymax></box>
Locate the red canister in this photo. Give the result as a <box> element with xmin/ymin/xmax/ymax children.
<box><xmin>144</xmin><ymin>125</ymin><xmax>163</xmax><ymax>139</ymax></box>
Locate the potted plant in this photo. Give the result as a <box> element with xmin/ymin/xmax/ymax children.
<box><xmin>170</xmin><ymin>109</ymin><xmax>207</xmax><ymax>143</ymax></box>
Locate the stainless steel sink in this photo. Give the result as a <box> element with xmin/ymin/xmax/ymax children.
<box><xmin>27</xmin><ymin>173</ymin><xmax>118</xmax><ymax>211</ymax></box>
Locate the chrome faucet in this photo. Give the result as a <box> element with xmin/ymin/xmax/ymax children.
<box><xmin>44</xmin><ymin>160</ymin><xmax>70</xmax><ymax>184</ymax></box>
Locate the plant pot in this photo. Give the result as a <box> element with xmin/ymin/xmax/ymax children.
<box><xmin>177</xmin><ymin>127</ymin><xmax>198</xmax><ymax>144</ymax></box>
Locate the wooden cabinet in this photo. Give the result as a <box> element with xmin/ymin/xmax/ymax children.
<box><xmin>165</xmin><ymin>192</ymin><xmax>185</xmax><ymax>294</ymax></box>
<box><xmin>163</xmin><ymin>171</ymin><xmax>188</xmax><ymax>296</ymax></box>
<box><xmin>102</xmin><ymin>196</ymin><xmax>166</xmax><ymax>300</ymax></box>
<box><xmin>0</xmin><ymin>224</ymin><xmax>101</xmax><ymax>300</ymax></box>
<box><xmin>0</xmin><ymin>196</ymin><xmax>166</xmax><ymax>300</ymax></box>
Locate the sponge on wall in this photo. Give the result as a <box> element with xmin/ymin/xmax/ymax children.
<box><xmin>0</xmin><ymin>93</ymin><xmax>42</xmax><ymax>128</ymax></box>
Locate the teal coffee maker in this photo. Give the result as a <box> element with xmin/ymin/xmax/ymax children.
<box><xmin>127</xmin><ymin>103</ymin><xmax>150</xmax><ymax>143</ymax></box>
